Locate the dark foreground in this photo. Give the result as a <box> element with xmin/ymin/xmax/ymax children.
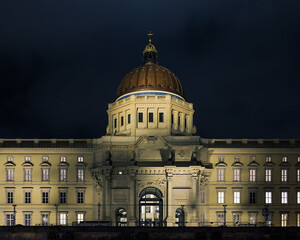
<box><xmin>0</xmin><ymin>226</ymin><xmax>300</xmax><ymax>240</ymax></box>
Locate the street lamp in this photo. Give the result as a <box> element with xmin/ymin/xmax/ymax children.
<box><xmin>97</xmin><ymin>203</ymin><xmax>101</xmax><ymax>221</ymax></box>
<box><xmin>12</xmin><ymin>204</ymin><xmax>17</xmax><ymax>226</ymax></box>
<box><xmin>223</xmin><ymin>205</ymin><xmax>227</xmax><ymax>227</ymax></box>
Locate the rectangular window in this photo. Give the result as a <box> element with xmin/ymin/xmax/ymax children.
<box><xmin>297</xmin><ymin>192</ymin><xmax>300</xmax><ymax>204</ymax></box>
<box><xmin>250</xmin><ymin>156</ymin><xmax>256</xmax><ymax>162</ymax></box>
<box><xmin>249</xmin><ymin>192</ymin><xmax>256</xmax><ymax>204</ymax></box>
<box><xmin>159</xmin><ymin>112</ymin><xmax>164</xmax><ymax>122</ymax></box>
<box><xmin>7</xmin><ymin>192</ymin><xmax>13</xmax><ymax>204</ymax></box>
<box><xmin>266</xmin><ymin>156</ymin><xmax>272</xmax><ymax>162</ymax></box>
<box><xmin>148</xmin><ymin>112</ymin><xmax>153</xmax><ymax>122</ymax></box>
<box><xmin>77</xmin><ymin>156</ymin><xmax>84</xmax><ymax>162</ymax></box>
<box><xmin>42</xmin><ymin>156</ymin><xmax>48</xmax><ymax>162</ymax></box>
<box><xmin>77</xmin><ymin>169</ymin><xmax>84</xmax><ymax>182</ymax></box>
<box><xmin>6</xmin><ymin>214</ymin><xmax>14</xmax><ymax>226</ymax></box>
<box><xmin>7</xmin><ymin>156</ymin><xmax>13</xmax><ymax>162</ymax></box>
<box><xmin>281</xmin><ymin>213</ymin><xmax>288</xmax><ymax>227</ymax></box>
<box><xmin>121</xmin><ymin>116</ymin><xmax>124</xmax><ymax>126</ymax></box>
<box><xmin>217</xmin><ymin>213</ymin><xmax>224</xmax><ymax>226</ymax></box>
<box><xmin>114</xmin><ymin>118</ymin><xmax>117</xmax><ymax>128</ymax></box>
<box><xmin>234</xmin><ymin>156</ymin><xmax>240</xmax><ymax>162</ymax></box>
<box><xmin>77</xmin><ymin>213</ymin><xmax>84</xmax><ymax>224</ymax></box>
<box><xmin>25</xmin><ymin>156</ymin><xmax>31</xmax><ymax>162</ymax></box>
<box><xmin>217</xmin><ymin>169</ymin><xmax>225</xmax><ymax>182</ymax></box>
<box><xmin>233</xmin><ymin>213</ymin><xmax>241</xmax><ymax>226</ymax></box>
<box><xmin>218</xmin><ymin>156</ymin><xmax>224</xmax><ymax>162</ymax></box>
<box><xmin>25</xmin><ymin>192</ymin><xmax>31</xmax><ymax>203</ymax></box>
<box><xmin>282</xmin><ymin>156</ymin><xmax>288</xmax><ymax>162</ymax></box>
<box><xmin>297</xmin><ymin>169</ymin><xmax>300</xmax><ymax>182</ymax></box>
<box><xmin>249</xmin><ymin>213</ymin><xmax>257</xmax><ymax>226</ymax></box>
<box><xmin>60</xmin><ymin>192</ymin><xmax>66</xmax><ymax>204</ymax></box>
<box><xmin>42</xmin><ymin>168</ymin><xmax>49</xmax><ymax>181</ymax></box>
<box><xmin>42</xmin><ymin>192</ymin><xmax>49</xmax><ymax>204</ymax></box>
<box><xmin>24</xmin><ymin>213</ymin><xmax>31</xmax><ymax>226</ymax></box>
<box><xmin>171</xmin><ymin>114</ymin><xmax>174</xmax><ymax>124</ymax></box>
<box><xmin>281</xmin><ymin>192</ymin><xmax>288</xmax><ymax>204</ymax></box>
<box><xmin>145</xmin><ymin>206</ymin><xmax>151</xmax><ymax>213</ymax></box>
<box><xmin>249</xmin><ymin>169</ymin><xmax>256</xmax><ymax>182</ymax></box>
<box><xmin>77</xmin><ymin>192</ymin><xmax>84</xmax><ymax>203</ymax></box>
<box><xmin>24</xmin><ymin>169</ymin><xmax>32</xmax><ymax>181</ymax></box>
<box><xmin>60</xmin><ymin>156</ymin><xmax>66</xmax><ymax>162</ymax></box>
<box><xmin>7</xmin><ymin>169</ymin><xmax>14</xmax><ymax>181</ymax></box>
<box><xmin>178</xmin><ymin>116</ymin><xmax>180</xmax><ymax>127</ymax></box>
<box><xmin>233</xmin><ymin>169</ymin><xmax>240</xmax><ymax>182</ymax></box>
<box><xmin>234</xmin><ymin>191</ymin><xmax>240</xmax><ymax>204</ymax></box>
<box><xmin>200</xmin><ymin>214</ymin><xmax>205</xmax><ymax>227</ymax></box>
<box><xmin>128</xmin><ymin>114</ymin><xmax>131</xmax><ymax>124</ymax></box>
<box><xmin>59</xmin><ymin>169</ymin><xmax>67</xmax><ymax>182</ymax></box>
<box><xmin>218</xmin><ymin>191</ymin><xmax>224</xmax><ymax>204</ymax></box>
<box><xmin>138</xmin><ymin>113</ymin><xmax>143</xmax><ymax>122</ymax></box>
<box><xmin>265</xmin><ymin>169</ymin><xmax>272</xmax><ymax>182</ymax></box>
<box><xmin>59</xmin><ymin>213</ymin><xmax>67</xmax><ymax>225</ymax></box>
<box><xmin>265</xmin><ymin>192</ymin><xmax>272</xmax><ymax>204</ymax></box>
<box><xmin>184</xmin><ymin>117</ymin><xmax>187</xmax><ymax>129</ymax></box>
<box><xmin>297</xmin><ymin>213</ymin><xmax>300</xmax><ymax>227</ymax></box>
<box><xmin>200</xmin><ymin>191</ymin><xmax>205</xmax><ymax>203</ymax></box>
<box><xmin>42</xmin><ymin>214</ymin><xmax>49</xmax><ymax>226</ymax></box>
<box><xmin>281</xmin><ymin>169</ymin><xmax>288</xmax><ymax>182</ymax></box>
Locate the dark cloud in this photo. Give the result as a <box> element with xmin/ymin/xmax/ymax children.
<box><xmin>0</xmin><ymin>0</ymin><xmax>299</xmax><ymax>139</ymax></box>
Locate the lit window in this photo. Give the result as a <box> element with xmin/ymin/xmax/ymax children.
<box><xmin>298</xmin><ymin>156</ymin><xmax>300</xmax><ymax>162</ymax></box>
<box><xmin>77</xmin><ymin>156</ymin><xmax>84</xmax><ymax>162</ymax></box>
<box><xmin>281</xmin><ymin>191</ymin><xmax>288</xmax><ymax>204</ymax></box>
<box><xmin>233</xmin><ymin>213</ymin><xmax>241</xmax><ymax>226</ymax></box>
<box><xmin>217</xmin><ymin>213</ymin><xmax>224</xmax><ymax>226</ymax></box>
<box><xmin>77</xmin><ymin>191</ymin><xmax>84</xmax><ymax>203</ymax></box>
<box><xmin>297</xmin><ymin>169</ymin><xmax>300</xmax><ymax>182</ymax></box>
<box><xmin>218</xmin><ymin>156</ymin><xmax>224</xmax><ymax>162</ymax></box>
<box><xmin>25</xmin><ymin>156</ymin><xmax>31</xmax><ymax>162</ymax></box>
<box><xmin>77</xmin><ymin>213</ymin><xmax>84</xmax><ymax>224</ymax></box>
<box><xmin>234</xmin><ymin>191</ymin><xmax>240</xmax><ymax>204</ymax></box>
<box><xmin>25</xmin><ymin>192</ymin><xmax>31</xmax><ymax>203</ymax></box>
<box><xmin>24</xmin><ymin>169</ymin><xmax>32</xmax><ymax>182</ymax></box>
<box><xmin>60</xmin><ymin>192</ymin><xmax>66</xmax><ymax>204</ymax></box>
<box><xmin>297</xmin><ymin>213</ymin><xmax>300</xmax><ymax>227</ymax></box>
<box><xmin>148</xmin><ymin>112</ymin><xmax>153</xmax><ymax>122</ymax></box>
<box><xmin>42</xmin><ymin>214</ymin><xmax>49</xmax><ymax>226</ymax></box>
<box><xmin>138</xmin><ymin>113</ymin><xmax>143</xmax><ymax>122</ymax></box>
<box><xmin>7</xmin><ymin>192</ymin><xmax>13</xmax><ymax>204</ymax></box>
<box><xmin>200</xmin><ymin>191</ymin><xmax>205</xmax><ymax>203</ymax></box>
<box><xmin>281</xmin><ymin>213</ymin><xmax>288</xmax><ymax>227</ymax></box>
<box><xmin>249</xmin><ymin>169</ymin><xmax>256</xmax><ymax>182</ymax></box>
<box><xmin>7</xmin><ymin>156</ymin><xmax>13</xmax><ymax>162</ymax></box>
<box><xmin>60</xmin><ymin>156</ymin><xmax>66</xmax><ymax>162</ymax></box>
<box><xmin>24</xmin><ymin>213</ymin><xmax>31</xmax><ymax>226</ymax></box>
<box><xmin>121</xmin><ymin>116</ymin><xmax>124</xmax><ymax>126</ymax></box>
<box><xmin>42</xmin><ymin>168</ymin><xmax>49</xmax><ymax>181</ymax></box>
<box><xmin>233</xmin><ymin>169</ymin><xmax>241</xmax><ymax>182</ymax></box>
<box><xmin>77</xmin><ymin>169</ymin><xmax>84</xmax><ymax>182</ymax></box>
<box><xmin>42</xmin><ymin>156</ymin><xmax>48</xmax><ymax>162</ymax></box>
<box><xmin>282</xmin><ymin>156</ymin><xmax>288</xmax><ymax>162</ymax></box>
<box><xmin>250</xmin><ymin>156</ymin><xmax>256</xmax><ymax>162</ymax></box>
<box><xmin>159</xmin><ymin>112</ymin><xmax>164</xmax><ymax>122</ymax></box>
<box><xmin>265</xmin><ymin>169</ymin><xmax>272</xmax><ymax>182</ymax></box>
<box><xmin>128</xmin><ymin>114</ymin><xmax>131</xmax><ymax>124</ymax></box>
<box><xmin>7</xmin><ymin>169</ymin><xmax>14</xmax><ymax>181</ymax></box>
<box><xmin>281</xmin><ymin>169</ymin><xmax>288</xmax><ymax>182</ymax></box>
<box><xmin>234</xmin><ymin>156</ymin><xmax>240</xmax><ymax>162</ymax></box>
<box><xmin>249</xmin><ymin>213</ymin><xmax>257</xmax><ymax>226</ymax></box>
<box><xmin>59</xmin><ymin>169</ymin><xmax>67</xmax><ymax>182</ymax></box>
<box><xmin>265</xmin><ymin>192</ymin><xmax>272</xmax><ymax>204</ymax></box>
<box><xmin>145</xmin><ymin>206</ymin><xmax>151</xmax><ymax>213</ymax></box>
<box><xmin>266</xmin><ymin>156</ymin><xmax>272</xmax><ymax>162</ymax></box>
<box><xmin>249</xmin><ymin>192</ymin><xmax>256</xmax><ymax>204</ymax></box>
<box><xmin>59</xmin><ymin>213</ymin><xmax>67</xmax><ymax>225</ymax></box>
<box><xmin>42</xmin><ymin>192</ymin><xmax>49</xmax><ymax>204</ymax></box>
<box><xmin>217</xmin><ymin>169</ymin><xmax>225</xmax><ymax>182</ymax></box>
<box><xmin>297</xmin><ymin>192</ymin><xmax>300</xmax><ymax>204</ymax></box>
<box><xmin>218</xmin><ymin>192</ymin><xmax>224</xmax><ymax>203</ymax></box>
<box><xmin>6</xmin><ymin>214</ymin><xmax>14</xmax><ymax>226</ymax></box>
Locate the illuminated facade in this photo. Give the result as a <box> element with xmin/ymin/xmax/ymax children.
<box><xmin>1</xmin><ymin>37</ymin><xmax>300</xmax><ymax>227</ymax></box>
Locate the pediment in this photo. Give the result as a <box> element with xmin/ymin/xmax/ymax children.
<box><xmin>58</xmin><ymin>162</ymin><xmax>69</xmax><ymax>167</ymax></box>
<box><xmin>231</xmin><ymin>162</ymin><xmax>243</xmax><ymax>167</ymax></box>
<box><xmin>21</xmin><ymin>162</ymin><xmax>34</xmax><ymax>167</ymax></box>
<box><xmin>279</xmin><ymin>162</ymin><xmax>290</xmax><ymax>167</ymax></box>
<box><xmin>135</xmin><ymin>136</ymin><xmax>169</xmax><ymax>149</ymax></box>
<box><xmin>215</xmin><ymin>162</ymin><xmax>227</xmax><ymax>167</ymax></box>
<box><xmin>248</xmin><ymin>161</ymin><xmax>259</xmax><ymax>167</ymax></box>
<box><xmin>40</xmin><ymin>162</ymin><xmax>52</xmax><ymax>167</ymax></box>
<box><xmin>76</xmin><ymin>162</ymin><xmax>87</xmax><ymax>168</ymax></box>
<box><xmin>4</xmin><ymin>162</ymin><xmax>16</xmax><ymax>167</ymax></box>
<box><xmin>263</xmin><ymin>162</ymin><xmax>275</xmax><ymax>167</ymax></box>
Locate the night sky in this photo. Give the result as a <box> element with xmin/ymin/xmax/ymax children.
<box><xmin>0</xmin><ymin>1</ymin><xmax>299</xmax><ymax>139</ymax></box>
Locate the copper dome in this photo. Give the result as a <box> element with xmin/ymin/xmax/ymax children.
<box><xmin>116</xmin><ymin>63</ymin><xmax>184</xmax><ymax>100</ymax></box>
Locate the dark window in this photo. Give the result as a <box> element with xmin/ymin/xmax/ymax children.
<box><xmin>250</xmin><ymin>192</ymin><xmax>256</xmax><ymax>204</ymax></box>
<box><xmin>77</xmin><ymin>192</ymin><xmax>84</xmax><ymax>203</ymax></box>
<box><xmin>114</xmin><ymin>118</ymin><xmax>117</xmax><ymax>128</ymax></box>
<box><xmin>7</xmin><ymin>192</ymin><xmax>13</xmax><ymax>203</ymax></box>
<box><xmin>128</xmin><ymin>114</ymin><xmax>131</xmax><ymax>124</ymax></box>
<box><xmin>159</xmin><ymin>113</ymin><xmax>164</xmax><ymax>122</ymax></box>
<box><xmin>149</xmin><ymin>113</ymin><xmax>153</xmax><ymax>122</ymax></box>
<box><xmin>121</xmin><ymin>116</ymin><xmax>124</xmax><ymax>126</ymax></box>
<box><xmin>171</xmin><ymin>114</ymin><xmax>174</xmax><ymax>124</ymax></box>
<box><xmin>42</xmin><ymin>192</ymin><xmax>49</xmax><ymax>204</ymax></box>
<box><xmin>60</xmin><ymin>192</ymin><xmax>66</xmax><ymax>204</ymax></box>
<box><xmin>178</xmin><ymin>116</ymin><xmax>180</xmax><ymax>126</ymax></box>
<box><xmin>138</xmin><ymin>113</ymin><xmax>143</xmax><ymax>122</ymax></box>
<box><xmin>185</xmin><ymin>118</ymin><xmax>187</xmax><ymax>128</ymax></box>
<box><xmin>25</xmin><ymin>192</ymin><xmax>31</xmax><ymax>203</ymax></box>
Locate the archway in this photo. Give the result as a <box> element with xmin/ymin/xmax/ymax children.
<box><xmin>175</xmin><ymin>208</ymin><xmax>185</xmax><ymax>227</ymax></box>
<box><xmin>139</xmin><ymin>187</ymin><xmax>163</xmax><ymax>227</ymax></box>
<box><xmin>116</xmin><ymin>208</ymin><xmax>127</xmax><ymax>226</ymax></box>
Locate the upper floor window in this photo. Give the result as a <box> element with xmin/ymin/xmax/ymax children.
<box><xmin>114</xmin><ymin>118</ymin><xmax>117</xmax><ymax>128</ymax></box>
<box><xmin>265</xmin><ymin>191</ymin><xmax>272</xmax><ymax>204</ymax></box>
<box><xmin>24</xmin><ymin>169</ymin><xmax>32</xmax><ymax>182</ymax></box>
<box><xmin>282</xmin><ymin>156</ymin><xmax>288</xmax><ymax>162</ymax></box>
<box><xmin>42</xmin><ymin>168</ymin><xmax>49</xmax><ymax>181</ymax></box>
<box><xmin>42</xmin><ymin>156</ymin><xmax>48</xmax><ymax>162</ymax></box>
<box><xmin>250</xmin><ymin>156</ymin><xmax>256</xmax><ymax>162</ymax></box>
<box><xmin>159</xmin><ymin>113</ymin><xmax>164</xmax><ymax>122</ymax></box>
<box><xmin>121</xmin><ymin>116</ymin><xmax>124</xmax><ymax>126</ymax></box>
<box><xmin>138</xmin><ymin>113</ymin><xmax>143</xmax><ymax>122</ymax></box>
<box><xmin>281</xmin><ymin>169</ymin><xmax>288</xmax><ymax>182</ymax></box>
<box><xmin>234</xmin><ymin>156</ymin><xmax>240</xmax><ymax>162</ymax></box>
<box><xmin>77</xmin><ymin>191</ymin><xmax>84</xmax><ymax>203</ymax></box>
<box><xmin>7</xmin><ymin>156</ymin><xmax>13</xmax><ymax>162</ymax></box>
<box><xmin>297</xmin><ymin>192</ymin><xmax>300</xmax><ymax>204</ymax></box>
<box><xmin>266</xmin><ymin>156</ymin><xmax>272</xmax><ymax>162</ymax></box>
<box><xmin>249</xmin><ymin>169</ymin><xmax>256</xmax><ymax>182</ymax></box>
<box><xmin>217</xmin><ymin>191</ymin><xmax>224</xmax><ymax>204</ymax></box>
<box><xmin>128</xmin><ymin>114</ymin><xmax>131</xmax><ymax>124</ymax></box>
<box><xmin>233</xmin><ymin>191</ymin><xmax>240</xmax><ymax>204</ymax></box>
<box><xmin>25</xmin><ymin>192</ymin><xmax>31</xmax><ymax>203</ymax></box>
<box><xmin>148</xmin><ymin>112</ymin><xmax>153</xmax><ymax>123</ymax></box>
<box><xmin>7</xmin><ymin>191</ymin><xmax>13</xmax><ymax>204</ymax></box>
<box><xmin>60</xmin><ymin>191</ymin><xmax>67</xmax><ymax>204</ymax></box>
<box><xmin>59</xmin><ymin>169</ymin><xmax>67</xmax><ymax>182</ymax></box>
<box><xmin>217</xmin><ymin>169</ymin><xmax>225</xmax><ymax>182</ymax></box>
<box><xmin>42</xmin><ymin>192</ymin><xmax>49</xmax><ymax>204</ymax></box>
<box><xmin>77</xmin><ymin>169</ymin><xmax>84</xmax><ymax>182</ymax></box>
<box><xmin>233</xmin><ymin>169</ymin><xmax>241</xmax><ymax>182</ymax></box>
<box><xmin>298</xmin><ymin>156</ymin><xmax>300</xmax><ymax>162</ymax></box>
<box><xmin>77</xmin><ymin>156</ymin><xmax>84</xmax><ymax>162</ymax></box>
<box><xmin>297</xmin><ymin>169</ymin><xmax>300</xmax><ymax>182</ymax></box>
<box><xmin>218</xmin><ymin>156</ymin><xmax>224</xmax><ymax>163</ymax></box>
<box><xmin>171</xmin><ymin>114</ymin><xmax>174</xmax><ymax>124</ymax></box>
<box><xmin>265</xmin><ymin>169</ymin><xmax>272</xmax><ymax>182</ymax></box>
<box><xmin>281</xmin><ymin>191</ymin><xmax>288</xmax><ymax>204</ymax></box>
<box><xmin>249</xmin><ymin>191</ymin><xmax>256</xmax><ymax>204</ymax></box>
<box><xmin>25</xmin><ymin>156</ymin><xmax>31</xmax><ymax>162</ymax></box>
<box><xmin>60</xmin><ymin>156</ymin><xmax>66</xmax><ymax>162</ymax></box>
<box><xmin>7</xmin><ymin>169</ymin><xmax>14</xmax><ymax>181</ymax></box>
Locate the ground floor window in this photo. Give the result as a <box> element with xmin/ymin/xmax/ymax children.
<box><xmin>59</xmin><ymin>213</ymin><xmax>67</xmax><ymax>225</ymax></box>
<box><xmin>217</xmin><ymin>213</ymin><xmax>224</xmax><ymax>226</ymax></box>
<box><xmin>281</xmin><ymin>213</ymin><xmax>288</xmax><ymax>227</ymax></box>
<box><xmin>175</xmin><ymin>208</ymin><xmax>185</xmax><ymax>227</ymax></box>
<box><xmin>233</xmin><ymin>213</ymin><xmax>241</xmax><ymax>227</ymax></box>
<box><xmin>249</xmin><ymin>213</ymin><xmax>257</xmax><ymax>226</ymax></box>
<box><xmin>116</xmin><ymin>208</ymin><xmax>127</xmax><ymax>226</ymax></box>
<box><xmin>297</xmin><ymin>213</ymin><xmax>300</xmax><ymax>227</ymax></box>
<box><xmin>77</xmin><ymin>213</ymin><xmax>84</xmax><ymax>224</ymax></box>
<box><xmin>42</xmin><ymin>213</ymin><xmax>49</xmax><ymax>226</ymax></box>
<box><xmin>24</xmin><ymin>213</ymin><xmax>31</xmax><ymax>226</ymax></box>
<box><xmin>6</xmin><ymin>214</ymin><xmax>14</xmax><ymax>226</ymax></box>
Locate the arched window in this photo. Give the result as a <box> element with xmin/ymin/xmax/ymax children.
<box><xmin>175</xmin><ymin>208</ymin><xmax>185</xmax><ymax>227</ymax></box>
<box><xmin>116</xmin><ymin>208</ymin><xmax>127</xmax><ymax>226</ymax></box>
<box><xmin>139</xmin><ymin>187</ymin><xmax>163</xmax><ymax>227</ymax></box>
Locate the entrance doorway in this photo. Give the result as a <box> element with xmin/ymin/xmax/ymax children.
<box><xmin>175</xmin><ymin>208</ymin><xmax>185</xmax><ymax>227</ymax></box>
<box><xmin>116</xmin><ymin>208</ymin><xmax>127</xmax><ymax>226</ymax></box>
<box><xmin>139</xmin><ymin>187</ymin><xmax>163</xmax><ymax>227</ymax></box>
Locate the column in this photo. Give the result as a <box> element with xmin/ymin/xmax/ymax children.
<box><xmin>165</xmin><ymin>167</ymin><xmax>175</xmax><ymax>226</ymax></box>
<box><xmin>128</xmin><ymin>167</ymin><xmax>137</xmax><ymax>226</ymax></box>
<box><xmin>190</xmin><ymin>168</ymin><xmax>199</xmax><ymax>226</ymax></box>
<box><xmin>173</xmin><ymin>110</ymin><xmax>178</xmax><ymax>131</ymax></box>
<box><xmin>103</xmin><ymin>167</ymin><xmax>112</xmax><ymax>220</ymax></box>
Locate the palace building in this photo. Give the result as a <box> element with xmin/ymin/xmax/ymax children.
<box><xmin>1</xmin><ymin>36</ymin><xmax>300</xmax><ymax>227</ymax></box>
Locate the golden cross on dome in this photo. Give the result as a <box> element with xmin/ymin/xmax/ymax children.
<box><xmin>147</xmin><ymin>31</ymin><xmax>153</xmax><ymax>43</ymax></box>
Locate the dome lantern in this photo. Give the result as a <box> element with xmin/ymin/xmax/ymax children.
<box><xmin>143</xmin><ymin>31</ymin><xmax>158</xmax><ymax>64</ymax></box>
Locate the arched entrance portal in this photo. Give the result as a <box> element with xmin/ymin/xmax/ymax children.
<box><xmin>175</xmin><ymin>208</ymin><xmax>185</xmax><ymax>227</ymax></box>
<box><xmin>139</xmin><ymin>187</ymin><xmax>163</xmax><ymax>227</ymax></box>
<box><xmin>116</xmin><ymin>208</ymin><xmax>127</xmax><ymax>226</ymax></box>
